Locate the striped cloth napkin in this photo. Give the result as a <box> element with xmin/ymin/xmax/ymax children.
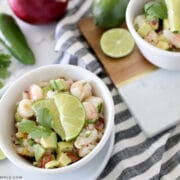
<box><xmin>55</xmin><ymin>0</ymin><xmax>180</xmax><ymax>179</ymax></box>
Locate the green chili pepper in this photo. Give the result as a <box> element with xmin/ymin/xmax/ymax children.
<box><xmin>0</xmin><ymin>13</ymin><xmax>35</xmax><ymax>65</ymax></box>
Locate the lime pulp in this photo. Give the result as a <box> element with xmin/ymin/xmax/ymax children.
<box><xmin>100</xmin><ymin>28</ymin><xmax>135</xmax><ymax>58</ymax></box>
<box><xmin>53</xmin><ymin>93</ymin><xmax>85</xmax><ymax>141</ymax></box>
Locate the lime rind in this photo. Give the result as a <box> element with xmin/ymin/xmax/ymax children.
<box><xmin>0</xmin><ymin>149</ymin><xmax>6</xmax><ymax>160</ymax></box>
<box><xmin>53</xmin><ymin>93</ymin><xmax>85</xmax><ymax>141</ymax></box>
<box><xmin>165</xmin><ymin>0</ymin><xmax>180</xmax><ymax>32</ymax></box>
<box><xmin>100</xmin><ymin>28</ymin><xmax>135</xmax><ymax>58</ymax></box>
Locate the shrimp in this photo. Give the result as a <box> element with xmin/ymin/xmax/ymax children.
<box><xmin>83</xmin><ymin>101</ymin><xmax>98</xmax><ymax>122</ymax></box>
<box><xmin>22</xmin><ymin>91</ymin><xmax>29</xmax><ymax>99</ymax></box>
<box><xmin>85</xmin><ymin>96</ymin><xmax>103</xmax><ymax>113</ymax></box>
<box><xmin>17</xmin><ymin>99</ymin><xmax>34</xmax><ymax>118</ymax></box>
<box><xmin>163</xmin><ymin>30</ymin><xmax>180</xmax><ymax>48</ymax></box>
<box><xmin>144</xmin><ymin>30</ymin><xmax>158</xmax><ymax>45</ymax></box>
<box><xmin>78</xmin><ymin>144</ymin><xmax>95</xmax><ymax>157</ymax></box>
<box><xmin>74</xmin><ymin>128</ymin><xmax>98</xmax><ymax>149</ymax></box>
<box><xmin>29</xmin><ymin>84</ymin><xmax>43</xmax><ymax>101</ymax></box>
<box><xmin>63</xmin><ymin>78</ymin><xmax>73</xmax><ymax>90</ymax></box>
<box><xmin>70</xmin><ymin>80</ymin><xmax>92</xmax><ymax>101</ymax></box>
<box><xmin>37</xmin><ymin>81</ymin><xmax>49</xmax><ymax>88</ymax></box>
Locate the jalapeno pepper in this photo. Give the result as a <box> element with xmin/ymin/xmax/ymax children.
<box><xmin>0</xmin><ymin>13</ymin><xmax>35</xmax><ymax>65</ymax></box>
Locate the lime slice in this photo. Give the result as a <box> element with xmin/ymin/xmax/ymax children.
<box><xmin>100</xmin><ymin>28</ymin><xmax>135</xmax><ymax>58</ymax></box>
<box><xmin>165</xmin><ymin>0</ymin><xmax>180</xmax><ymax>32</ymax></box>
<box><xmin>32</xmin><ymin>99</ymin><xmax>65</xmax><ymax>140</ymax></box>
<box><xmin>0</xmin><ymin>149</ymin><xmax>6</xmax><ymax>160</ymax></box>
<box><xmin>53</xmin><ymin>93</ymin><xmax>85</xmax><ymax>141</ymax></box>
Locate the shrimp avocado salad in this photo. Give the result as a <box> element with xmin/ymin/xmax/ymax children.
<box><xmin>13</xmin><ymin>77</ymin><xmax>105</xmax><ymax>169</ymax></box>
<box><xmin>134</xmin><ymin>0</ymin><xmax>180</xmax><ymax>51</ymax></box>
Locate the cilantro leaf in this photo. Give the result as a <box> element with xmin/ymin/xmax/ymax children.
<box><xmin>18</xmin><ymin>119</ymin><xmax>36</xmax><ymax>133</ymax></box>
<box><xmin>36</xmin><ymin>108</ymin><xmax>53</xmax><ymax>128</ymax></box>
<box><xmin>0</xmin><ymin>67</ymin><xmax>10</xmax><ymax>79</ymax></box>
<box><xmin>18</xmin><ymin>119</ymin><xmax>53</xmax><ymax>139</ymax></box>
<box><xmin>29</xmin><ymin>126</ymin><xmax>52</xmax><ymax>139</ymax></box>
<box><xmin>144</xmin><ymin>0</ymin><xmax>167</xmax><ymax>20</ymax></box>
<box><xmin>144</xmin><ymin>1</ymin><xmax>154</xmax><ymax>12</ymax></box>
<box><xmin>0</xmin><ymin>82</ymin><xmax>3</xmax><ymax>89</ymax></box>
<box><xmin>0</xmin><ymin>53</ymin><xmax>11</xmax><ymax>80</ymax></box>
<box><xmin>0</xmin><ymin>54</ymin><xmax>11</xmax><ymax>68</ymax></box>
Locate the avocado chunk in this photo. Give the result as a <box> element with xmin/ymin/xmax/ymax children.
<box><xmin>17</xmin><ymin>119</ymin><xmax>36</xmax><ymax>133</ymax></box>
<box><xmin>57</xmin><ymin>142</ymin><xmax>73</xmax><ymax>153</ymax></box>
<box><xmin>156</xmin><ymin>41</ymin><xmax>170</xmax><ymax>50</ymax></box>
<box><xmin>34</xmin><ymin>144</ymin><xmax>45</xmax><ymax>161</ymax></box>
<box><xmin>40</xmin><ymin>132</ymin><xmax>57</xmax><ymax>149</ymax></box>
<box><xmin>158</xmin><ymin>34</ymin><xmax>168</xmax><ymax>42</ymax></box>
<box><xmin>45</xmin><ymin>160</ymin><xmax>60</xmax><ymax>169</ymax></box>
<box><xmin>137</xmin><ymin>22</ymin><xmax>153</xmax><ymax>38</ymax></box>
<box><xmin>50</xmin><ymin>79</ymin><xmax>67</xmax><ymax>91</ymax></box>
<box><xmin>57</xmin><ymin>152</ymin><xmax>72</xmax><ymax>167</ymax></box>
<box><xmin>163</xmin><ymin>19</ymin><xmax>170</xmax><ymax>30</ymax></box>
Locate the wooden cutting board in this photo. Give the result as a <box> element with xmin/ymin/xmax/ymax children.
<box><xmin>78</xmin><ymin>17</ymin><xmax>157</xmax><ymax>87</ymax></box>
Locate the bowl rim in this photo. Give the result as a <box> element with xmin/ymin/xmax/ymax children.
<box><xmin>0</xmin><ymin>64</ymin><xmax>114</xmax><ymax>174</ymax></box>
<box><xmin>126</xmin><ymin>0</ymin><xmax>180</xmax><ymax>57</ymax></box>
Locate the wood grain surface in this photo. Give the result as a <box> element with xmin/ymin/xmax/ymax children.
<box><xmin>78</xmin><ymin>17</ymin><xmax>157</xmax><ymax>87</ymax></box>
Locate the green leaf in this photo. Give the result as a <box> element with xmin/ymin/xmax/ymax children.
<box><xmin>144</xmin><ymin>0</ymin><xmax>167</xmax><ymax>20</ymax></box>
<box><xmin>29</xmin><ymin>126</ymin><xmax>52</xmax><ymax>139</ymax></box>
<box><xmin>36</xmin><ymin>108</ymin><xmax>53</xmax><ymax>128</ymax></box>
<box><xmin>0</xmin><ymin>53</ymin><xmax>11</xmax><ymax>68</ymax></box>
<box><xmin>144</xmin><ymin>1</ymin><xmax>154</xmax><ymax>13</ymax></box>
<box><xmin>18</xmin><ymin>119</ymin><xmax>36</xmax><ymax>133</ymax></box>
<box><xmin>0</xmin><ymin>53</ymin><xmax>11</xmax><ymax>80</ymax></box>
<box><xmin>0</xmin><ymin>81</ymin><xmax>3</xmax><ymax>89</ymax></box>
<box><xmin>0</xmin><ymin>67</ymin><xmax>10</xmax><ymax>79</ymax></box>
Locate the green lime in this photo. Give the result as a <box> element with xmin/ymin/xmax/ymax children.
<box><xmin>100</xmin><ymin>28</ymin><xmax>135</xmax><ymax>58</ymax></box>
<box><xmin>92</xmin><ymin>0</ymin><xmax>129</xmax><ymax>28</ymax></box>
<box><xmin>0</xmin><ymin>149</ymin><xmax>6</xmax><ymax>160</ymax></box>
<box><xmin>32</xmin><ymin>99</ymin><xmax>66</xmax><ymax>140</ymax></box>
<box><xmin>53</xmin><ymin>93</ymin><xmax>85</xmax><ymax>141</ymax></box>
<box><xmin>165</xmin><ymin>0</ymin><xmax>180</xmax><ymax>32</ymax></box>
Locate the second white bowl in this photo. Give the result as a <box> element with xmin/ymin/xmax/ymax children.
<box><xmin>126</xmin><ymin>0</ymin><xmax>180</xmax><ymax>71</ymax></box>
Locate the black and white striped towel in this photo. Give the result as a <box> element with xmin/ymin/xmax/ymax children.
<box><xmin>54</xmin><ymin>0</ymin><xmax>180</xmax><ymax>179</ymax></box>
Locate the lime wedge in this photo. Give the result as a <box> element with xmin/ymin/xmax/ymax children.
<box><xmin>53</xmin><ymin>93</ymin><xmax>85</xmax><ymax>141</ymax></box>
<box><xmin>0</xmin><ymin>149</ymin><xmax>6</xmax><ymax>160</ymax></box>
<box><xmin>32</xmin><ymin>99</ymin><xmax>65</xmax><ymax>140</ymax></box>
<box><xmin>165</xmin><ymin>0</ymin><xmax>180</xmax><ymax>32</ymax></box>
<box><xmin>100</xmin><ymin>28</ymin><xmax>135</xmax><ymax>58</ymax></box>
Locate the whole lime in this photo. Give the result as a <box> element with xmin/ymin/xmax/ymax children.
<box><xmin>92</xmin><ymin>0</ymin><xmax>130</xmax><ymax>29</ymax></box>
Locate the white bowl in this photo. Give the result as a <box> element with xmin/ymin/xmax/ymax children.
<box><xmin>0</xmin><ymin>64</ymin><xmax>114</xmax><ymax>174</ymax></box>
<box><xmin>126</xmin><ymin>0</ymin><xmax>180</xmax><ymax>71</ymax></box>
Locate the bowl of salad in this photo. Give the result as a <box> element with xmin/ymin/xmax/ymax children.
<box><xmin>126</xmin><ymin>0</ymin><xmax>180</xmax><ymax>70</ymax></box>
<box><xmin>0</xmin><ymin>64</ymin><xmax>114</xmax><ymax>173</ymax></box>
